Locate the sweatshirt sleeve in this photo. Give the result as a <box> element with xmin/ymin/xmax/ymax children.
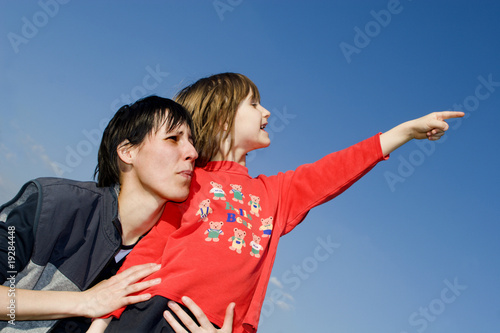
<box><xmin>278</xmin><ymin>133</ymin><xmax>387</xmax><ymax>235</ymax></box>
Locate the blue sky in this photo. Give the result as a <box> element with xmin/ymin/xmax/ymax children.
<box><xmin>1</xmin><ymin>1</ymin><xmax>499</xmax><ymax>332</ymax></box>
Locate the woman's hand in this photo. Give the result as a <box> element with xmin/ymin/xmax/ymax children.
<box><xmin>80</xmin><ymin>263</ymin><xmax>161</xmax><ymax>318</ymax></box>
<box><xmin>1</xmin><ymin>263</ymin><xmax>161</xmax><ymax>321</ymax></box>
<box><xmin>164</xmin><ymin>296</ymin><xmax>235</xmax><ymax>333</ymax></box>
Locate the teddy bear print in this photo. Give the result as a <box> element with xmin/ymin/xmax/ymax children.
<box><xmin>209</xmin><ymin>181</ymin><xmax>226</xmax><ymax>200</ymax></box>
<box><xmin>259</xmin><ymin>216</ymin><xmax>273</xmax><ymax>237</ymax></box>
<box><xmin>205</xmin><ymin>221</ymin><xmax>224</xmax><ymax>242</ymax></box>
<box><xmin>229</xmin><ymin>184</ymin><xmax>245</xmax><ymax>204</ymax></box>
<box><xmin>195</xmin><ymin>199</ymin><xmax>213</xmax><ymax>222</ymax></box>
<box><xmin>248</xmin><ymin>194</ymin><xmax>262</xmax><ymax>217</ymax></box>
<box><xmin>228</xmin><ymin>228</ymin><xmax>246</xmax><ymax>254</ymax></box>
<box><xmin>249</xmin><ymin>233</ymin><xmax>264</xmax><ymax>258</ymax></box>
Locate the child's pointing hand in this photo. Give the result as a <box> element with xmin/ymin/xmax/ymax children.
<box><xmin>411</xmin><ymin>111</ymin><xmax>465</xmax><ymax>141</ymax></box>
<box><xmin>380</xmin><ymin>111</ymin><xmax>465</xmax><ymax>156</ymax></box>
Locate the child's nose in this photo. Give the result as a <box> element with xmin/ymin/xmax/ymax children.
<box><xmin>261</xmin><ymin>106</ymin><xmax>271</xmax><ymax>118</ymax></box>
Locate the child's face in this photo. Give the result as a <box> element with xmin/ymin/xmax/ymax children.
<box><xmin>232</xmin><ymin>92</ymin><xmax>271</xmax><ymax>154</ymax></box>
<box><xmin>128</xmin><ymin>122</ymin><xmax>198</xmax><ymax>203</ymax></box>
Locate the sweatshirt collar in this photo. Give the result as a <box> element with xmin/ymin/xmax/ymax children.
<box><xmin>203</xmin><ymin>160</ymin><xmax>249</xmax><ymax>176</ymax></box>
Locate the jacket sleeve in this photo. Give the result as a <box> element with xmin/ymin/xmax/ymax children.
<box><xmin>0</xmin><ymin>183</ymin><xmax>39</xmax><ymax>284</ymax></box>
<box><xmin>275</xmin><ymin>133</ymin><xmax>387</xmax><ymax>235</ymax></box>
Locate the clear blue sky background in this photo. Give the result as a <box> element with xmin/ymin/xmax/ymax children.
<box><xmin>1</xmin><ymin>1</ymin><xmax>499</xmax><ymax>332</ymax></box>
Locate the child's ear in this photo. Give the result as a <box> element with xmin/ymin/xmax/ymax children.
<box><xmin>117</xmin><ymin>140</ymin><xmax>135</xmax><ymax>165</ymax></box>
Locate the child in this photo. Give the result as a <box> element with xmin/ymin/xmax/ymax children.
<box><xmin>102</xmin><ymin>73</ymin><xmax>464</xmax><ymax>333</ymax></box>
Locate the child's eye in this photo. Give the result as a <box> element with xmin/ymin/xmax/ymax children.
<box><xmin>166</xmin><ymin>136</ymin><xmax>179</xmax><ymax>142</ymax></box>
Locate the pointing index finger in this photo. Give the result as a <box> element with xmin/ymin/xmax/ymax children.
<box><xmin>436</xmin><ymin>111</ymin><xmax>465</xmax><ymax>120</ymax></box>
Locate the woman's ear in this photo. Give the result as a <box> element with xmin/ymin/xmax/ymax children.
<box><xmin>117</xmin><ymin>140</ymin><xmax>135</xmax><ymax>165</ymax></box>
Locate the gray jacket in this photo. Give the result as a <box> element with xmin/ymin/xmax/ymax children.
<box><xmin>0</xmin><ymin>178</ymin><xmax>122</xmax><ymax>332</ymax></box>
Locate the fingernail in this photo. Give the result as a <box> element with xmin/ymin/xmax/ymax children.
<box><xmin>154</xmin><ymin>264</ymin><xmax>161</xmax><ymax>270</ymax></box>
<box><xmin>168</xmin><ymin>301</ymin><xmax>177</xmax><ymax>309</ymax></box>
<box><xmin>152</xmin><ymin>278</ymin><xmax>161</xmax><ymax>284</ymax></box>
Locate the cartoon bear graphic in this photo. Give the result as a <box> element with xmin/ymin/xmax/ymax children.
<box><xmin>259</xmin><ymin>216</ymin><xmax>273</xmax><ymax>237</ymax></box>
<box><xmin>229</xmin><ymin>184</ymin><xmax>245</xmax><ymax>204</ymax></box>
<box><xmin>228</xmin><ymin>228</ymin><xmax>246</xmax><ymax>254</ymax></box>
<box><xmin>248</xmin><ymin>194</ymin><xmax>262</xmax><ymax>217</ymax></box>
<box><xmin>195</xmin><ymin>199</ymin><xmax>213</xmax><ymax>222</ymax></box>
<box><xmin>249</xmin><ymin>233</ymin><xmax>263</xmax><ymax>258</ymax></box>
<box><xmin>209</xmin><ymin>181</ymin><xmax>226</xmax><ymax>201</ymax></box>
<box><xmin>205</xmin><ymin>221</ymin><xmax>224</xmax><ymax>242</ymax></box>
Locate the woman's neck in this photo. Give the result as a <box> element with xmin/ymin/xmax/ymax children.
<box><xmin>117</xmin><ymin>184</ymin><xmax>166</xmax><ymax>246</ymax></box>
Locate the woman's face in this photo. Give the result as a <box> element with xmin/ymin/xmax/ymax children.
<box><xmin>128</xmin><ymin>121</ymin><xmax>198</xmax><ymax>203</ymax></box>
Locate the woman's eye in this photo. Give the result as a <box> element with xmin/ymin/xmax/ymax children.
<box><xmin>166</xmin><ymin>136</ymin><xmax>179</xmax><ymax>142</ymax></box>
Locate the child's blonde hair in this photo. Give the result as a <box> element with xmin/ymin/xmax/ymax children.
<box><xmin>175</xmin><ymin>73</ymin><xmax>260</xmax><ymax>167</ymax></box>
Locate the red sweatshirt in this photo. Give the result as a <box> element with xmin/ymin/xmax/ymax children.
<box><xmin>109</xmin><ymin>134</ymin><xmax>386</xmax><ymax>332</ymax></box>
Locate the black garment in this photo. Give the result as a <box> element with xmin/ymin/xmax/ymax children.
<box><xmin>105</xmin><ymin>295</ymin><xmax>216</xmax><ymax>333</ymax></box>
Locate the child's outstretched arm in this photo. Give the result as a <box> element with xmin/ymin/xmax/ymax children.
<box><xmin>379</xmin><ymin>111</ymin><xmax>464</xmax><ymax>156</ymax></box>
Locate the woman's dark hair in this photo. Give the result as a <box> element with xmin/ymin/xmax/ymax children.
<box><xmin>94</xmin><ymin>95</ymin><xmax>194</xmax><ymax>187</ymax></box>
